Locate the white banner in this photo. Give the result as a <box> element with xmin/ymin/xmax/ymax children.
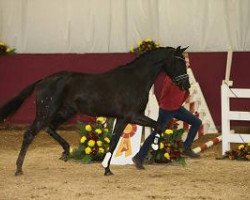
<box><xmin>111</xmin><ymin>124</ymin><xmax>142</xmax><ymax>165</ymax></box>
<box><xmin>0</xmin><ymin>0</ymin><xmax>250</xmax><ymax>53</ymax></box>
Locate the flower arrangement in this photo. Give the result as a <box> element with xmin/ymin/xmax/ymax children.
<box><xmin>70</xmin><ymin>117</ymin><xmax>114</xmax><ymax>163</ymax></box>
<box><xmin>130</xmin><ymin>38</ymin><xmax>160</xmax><ymax>56</ymax></box>
<box><xmin>147</xmin><ymin>128</ymin><xmax>186</xmax><ymax>165</ymax></box>
<box><xmin>225</xmin><ymin>143</ymin><xmax>250</xmax><ymax>161</ymax></box>
<box><xmin>0</xmin><ymin>41</ymin><xmax>15</xmax><ymax>56</ymax></box>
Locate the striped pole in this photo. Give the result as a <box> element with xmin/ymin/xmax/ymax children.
<box><xmin>192</xmin><ymin>136</ymin><xmax>222</xmax><ymax>154</ymax></box>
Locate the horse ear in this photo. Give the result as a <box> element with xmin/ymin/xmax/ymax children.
<box><xmin>175</xmin><ymin>46</ymin><xmax>189</xmax><ymax>55</ymax></box>
<box><xmin>176</xmin><ymin>46</ymin><xmax>181</xmax><ymax>52</ymax></box>
<box><xmin>181</xmin><ymin>46</ymin><xmax>189</xmax><ymax>53</ymax></box>
<box><xmin>175</xmin><ymin>46</ymin><xmax>182</xmax><ymax>55</ymax></box>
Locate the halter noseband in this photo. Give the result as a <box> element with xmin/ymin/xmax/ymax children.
<box><xmin>174</xmin><ymin>74</ymin><xmax>189</xmax><ymax>82</ymax></box>
<box><xmin>175</xmin><ymin>56</ymin><xmax>185</xmax><ymax>61</ymax></box>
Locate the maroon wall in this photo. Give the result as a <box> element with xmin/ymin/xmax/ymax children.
<box><xmin>0</xmin><ymin>53</ymin><xmax>135</xmax><ymax>124</ymax></box>
<box><xmin>0</xmin><ymin>52</ymin><xmax>250</xmax><ymax>127</ymax></box>
<box><xmin>189</xmin><ymin>52</ymin><xmax>250</xmax><ymax>127</ymax></box>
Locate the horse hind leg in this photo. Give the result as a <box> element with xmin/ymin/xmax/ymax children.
<box><xmin>15</xmin><ymin>94</ymin><xmax>62</xmax><ymax>175</ymax></box>
<box><xmin>15</xmin><ymin>119</ymin><xmax>47</xmax><ymax>176</ymax></box>
<box><xmin>46</xmin><ymin>107</ymin><xmax>76</xmax><ymax>161</ymax></box>
<box><xmin>102</xmin><ymin>118</ymin><xmax>128</xmax><ymax>176</ymax></box>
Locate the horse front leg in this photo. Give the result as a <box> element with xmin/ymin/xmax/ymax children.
<box><xmin>130</xmin><ymin>114</ymin><xmax>162</xmax><ymax>150</ymax></box>
<box><xmin>101</xmin><ymin>118</ymin><xmax>127</xmax><ymax>176</ymax></box>
<box><xmin>130</xmin><ymin>114</ymin><xmax>161</xmax><ymax>132</ymax></box>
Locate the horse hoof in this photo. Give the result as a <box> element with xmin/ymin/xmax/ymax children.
<box><xmin>104</xmin><ymin>169</ymin><xmax>114</xmax><ymax>176</ymax></box>
<box><xmin>59</xmin><ymin>153</ymin><xmax>69</xmax><ymax>162</ymax></box>
<box><xmin>132</xmin><ymin>156</ymin><xmax>145</xmax><ymax>170</ymax></box>
<box><xmin>15</xmin><ymin>171</ymin><xmax>23</xmax><ymax>176</ymax></box>
<box><xmin>104</xmin><ymin>171</ymin><xmax>114</xmax><ymax>176</ymax></box>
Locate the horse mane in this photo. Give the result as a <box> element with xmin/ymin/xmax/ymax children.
<box><xmin>112</xmin><ymin>47</ymin><xmax>175</xmax><ymax>71</ymax></box>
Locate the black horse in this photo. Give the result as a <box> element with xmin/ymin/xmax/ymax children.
<box><xmin>0</xmin><ymin>46</ymin><xmax>190</xmax><ymax>176</ymax></box>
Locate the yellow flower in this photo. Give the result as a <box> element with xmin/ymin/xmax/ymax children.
<box><xmin>6</xmin><ymin>48</ymin><xmax>11</xmax><ymax>53</ymax></box>
<box><xmin>164</xmin><ymin>152</ymin><xmax>170</xmax><ymax>160</ymax></box>
<box><xmin>97</xmin><ymin>140</ymin><xmax>103</xmax><ymax>147</ymax></box>
<box><xmin>137</xmin><ymin>40</ymin><xmax>142</xmax><ymax>47</ymax></box>
<box><xmin>104</xmin><ymin>137</ymin><xmax>110</xmax><ymax>143</ymax></box>
<box><xmin>85</xmin><ymin>124</ymin><xmax>92</xmax><ymax>132</ymax></box>
<box><xmin>104</xmin><ymin>128</ymin><xmax>109</xmax><ymax>133</ymax></box>
<box><xmin>98</xmin><ymin>147</ymin><xmax>105</xmax><ymax>154</ymax></box>
<box><xmin>0</xmin><ymin>42</ymin><xmax>5</xmax><ymax>46</ymax></box>
<box><xmin>95</xmin><ymin>128</ymin><xmax>102</xmax><ymax>134</ymax></box>
<box><xmin>85</xmin><ymin>147</ymin><xmax>92</xmax><ymax>154</ymax></box>
<box><xmin>69</xmin><ymin>147</ymin><xmax>74</xmax><ymax>154</ymax></box>
<box><xmin>155</xmin><ymin>42</ymin><xmax>160</xmax><ymax>47</ymax></box>
<box><xmin>130</xmin><ymin>47</ymin><xmax>134</xmax><ymax>53</ymax></box>
<box><xmin>165</xmin><ymin>129</ymin><xmax>173</xmax><ymax>135</ymax></box>
<box><xmin>160</xmin><ymin>142</ymin><xmax>164</xmax><ymax>149</ymax></box>
<box><xmin>238</xmin><ymin>144</ymin><xmax>245</xmax><ymax>150</ymax></box>
<box><xmin>80</xmin><ymin>136</ymin><xmax>87</xmax><ymax>143</ymax></box>
<box><xmin>88</xmin><ymin>140</ymin><xmax>95</xmax><ymax>147</ymax></box>
<box><xmin>145</xmin><ymin>38</ymin><xmax>152</xmax><ymax>42</ymax></box>
<box><xmin>96</xmin><ymin>117</ymin><xmax>106</xmax><ymax>124</ymax></box>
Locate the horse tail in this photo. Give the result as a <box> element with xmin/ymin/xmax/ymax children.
<box><xmin>0</xmin><ymin>80</ymin><xmax>41</xmax><ymax>122</ymax></box>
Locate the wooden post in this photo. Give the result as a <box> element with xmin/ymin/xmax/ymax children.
<box><xmin>223</xmin><ymin>49</ymin><xmax>233</xmax><ymax>86</ymax></box>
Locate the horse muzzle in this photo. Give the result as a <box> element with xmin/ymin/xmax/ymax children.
<box><xmin>181</xmin><ymin>80</ymin><xmax>191</xmax><ymax>91</ymax></box>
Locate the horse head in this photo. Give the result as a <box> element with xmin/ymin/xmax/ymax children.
<box><xmin>162</xmin><ymin>46</ymin><xmax>191</xmax><ymax>91</ymax></box>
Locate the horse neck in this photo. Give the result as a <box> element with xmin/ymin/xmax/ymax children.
<box><xmin>124</xmin><ymin>48</ymin><xmax>173</xmax><ymax>91</ymax></box>
<box><xmin>134</xmin><ymin>61</ymin><xmax>163</xmax><ymax>91</ymax></box>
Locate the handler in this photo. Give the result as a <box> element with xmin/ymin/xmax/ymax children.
<box><xmin>133</xmin><ymin>70</ymin><xmax>202</xmax><ymax>170</ymax></box>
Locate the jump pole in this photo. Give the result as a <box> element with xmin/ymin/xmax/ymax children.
<box><xmin>192</xmin><ymin>136</ymin><xmax>222</xmax><ymax>154</ymax></box>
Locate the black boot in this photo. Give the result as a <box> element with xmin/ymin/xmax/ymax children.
<box><xmin>132</xmin><ymin>154</ymin><xmax>145</xmax><ymax>170</ymax></box>
<box><xmin>182</xmin><ymin>148</ymin><xmax>200</xmax><ymax>158</ymax></box>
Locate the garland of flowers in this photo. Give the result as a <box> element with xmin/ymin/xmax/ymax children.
<box><xmin>146</xmin><ymin>128</ymin><xmax>186</xmax><ymax>165</ymax></box>
<box><xmin>0</xmin><ymin>41</ymin><xmax>16</xmax><ymax>56</ymax></box>
<box><xmin>225</xmin><ymin>143</ymin><xmax>250</xmax><ymax>161</ymax></box>
<box><xmin>130</xmin><ymin>38</ymin><xmax>160</xmax><ymax>56</ymax></box>
<box><xmin>70</xmin><ymin>117</ymin><xmax>113</xmax><ymax>163</ymax></box>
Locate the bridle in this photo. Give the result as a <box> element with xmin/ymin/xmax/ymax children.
<box><xmin>173</xmin><ymin>56</ymin><xmax>189</xmax><ymax>83</ymax></box>
<box><xmin>174</xmin><ymin>74</ymin><xmax>189</xmax><ymax>82</ymax></box>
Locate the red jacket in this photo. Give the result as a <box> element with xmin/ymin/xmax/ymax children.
<box><xmin>154</xmin><ymin>72</ymin><xmax>189</xmax><ymax>111</ymax></box>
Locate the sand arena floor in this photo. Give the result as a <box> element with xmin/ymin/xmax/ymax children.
<box><xmin>0</xmin><ymin>129</ymin><xmax>249</xmax><ymax>200</ymax></box>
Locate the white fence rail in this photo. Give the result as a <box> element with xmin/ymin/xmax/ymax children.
<box><xmin>221</xmin><ymin>83</ymin><xmax>250</xmax><ymax>155</ymax></box>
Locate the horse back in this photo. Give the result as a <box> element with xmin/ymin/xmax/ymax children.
<box><xmin>63</xmin><ymin>71</ymin><xmax>149</xmax><ymax>117</ymax></box>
